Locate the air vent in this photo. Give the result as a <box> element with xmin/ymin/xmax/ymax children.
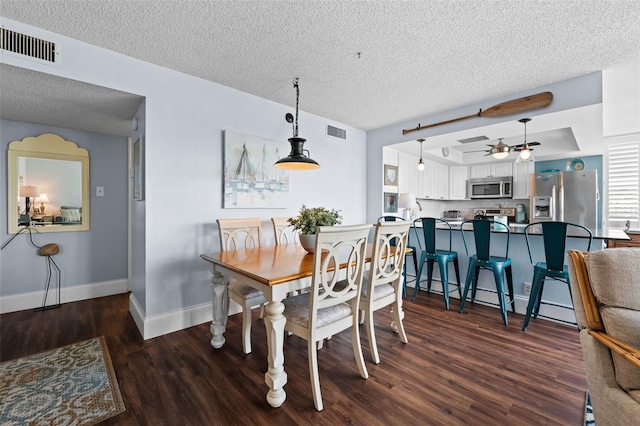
<box><xmin>458</xmin><ymin>136</ymin><xmax>489</xmax><ymax>144</ymax></box>
<box><xmin>1</xmin><ymin>27</ymin><xmax>57</xmax><ymax>63</ymax></box>
<box><xmin>327</xmin><ymin>124</ymin><xmax>346</xmax><ymax>140</ymax></box>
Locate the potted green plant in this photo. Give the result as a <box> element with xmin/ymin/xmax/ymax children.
<box><xmin>288</xmin><ymin>205</ymin><xmax>342</xmax><ymax>253</ymax></box>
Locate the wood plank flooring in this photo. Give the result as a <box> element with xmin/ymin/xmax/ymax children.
<box><xmin>0</xmin><ymin>292</ymin><xmax>588</xmax><ymax>425</ymax></box>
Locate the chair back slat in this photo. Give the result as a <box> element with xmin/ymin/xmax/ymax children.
<box><xmin>418</xmin><ymin>217</ymin><xmax>453</xmax><ymax>253</ymax></box>
<box><xmin>309</xmin><ymin>225</ymin><xmax>371</xmax><ymax>318</ymax></box>
<box><xmin>368</xmin><ymin>221</ymin><xmax>411</xmax><ymax>292</ymax></box>
<box><xmin>217</xmin><ymin>218</ymin><xmax>263</xmax><ymax>251</ymax></box>
<box><xmin>271</xmin><ymin>216</ymin><xmax>298</xmax><ymax>245</ymax></box>
<box><xmin>461</xmin><ymin>219</ymin><xmax>510</xmax><ymax>260</ymax></box>
<box><xmin>525</xmin><ymin>221</ymin><xmax>593</xmax><ymax>271</ymax></box>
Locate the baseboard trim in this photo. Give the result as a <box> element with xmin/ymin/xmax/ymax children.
<box><xmin>0</xmin><ymin>279</ymin><xmax>128</xmax><ymax>314</ymax></box>
<box><xmin>409</xmin><ymin>280</ymin><xmax>576</xmax><ymax>325</ymax></box>
<box><xmin>129</xmin><ymin>294</ymin><xmax>244</xmax><ymax>340</ymax></box>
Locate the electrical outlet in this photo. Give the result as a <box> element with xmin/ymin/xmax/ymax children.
<box><xmin>523</xmin><ymin>282</ymin><xmax>532</xmax><ymax>295</ymax></box>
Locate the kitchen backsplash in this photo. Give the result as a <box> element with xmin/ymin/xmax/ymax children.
<box><xmin>416</xmin><ymin>198</ymin><xmax>530</xmax><ymax>220</ymax></box>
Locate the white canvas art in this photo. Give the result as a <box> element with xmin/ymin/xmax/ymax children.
<box><xmin>223</xmin><ymin>130</ymin><xmax>290</xmax><ymax>208</ymax></box>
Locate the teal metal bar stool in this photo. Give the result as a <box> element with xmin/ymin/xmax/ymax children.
<box><xmin>522</xmin><ymin>221</ymin><xmax>593</xmax><ymax>331</ymax></box>
<box><xmin>378</xmin><ymin>216</ymin><xmax>418</xmax><ymax>298</ymax></box>
<box><xmin>459</xmin><ymin>219</ymin><xmax>515</xmax><ymax>325</ymax></box>
<box><xmin>411</xmin><ymin>217</ymin><xmax>461</xmax><ymax>310</ymax></box>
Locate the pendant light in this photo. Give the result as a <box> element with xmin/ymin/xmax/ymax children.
<box><xmin>417</xmin><ymin>139</ymin><xmax>425</xmax><ymax>171</ymax></box>
<box><xmin>516</xmin><ymin>118</ymin><xmax>535</xmax><ymax>162</ymax></box>
<box><xmin>490</xmin><ymin>138</ymin><xmax>511</xmax><ymax>159</ymax></box>
<box><xmin>274</xmin><ymin>78</ymin><xmax>320</xmax><ymax>170</ymax></box>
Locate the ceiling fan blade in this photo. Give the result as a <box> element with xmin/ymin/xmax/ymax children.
<box><xmin>512</xmin><ymin>141</ymin><xmax>541</xmax><ymax>151</ymax></box>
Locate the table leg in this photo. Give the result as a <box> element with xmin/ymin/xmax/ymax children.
<box><xmin>264</xmin><ymin>299</ymin><xmax>287</xmax><ymax>407</ymax></box>
<box><xmin>210</xmin><ymin>268</ymin><xmax>229</xmax><ymax>349</ymax></box>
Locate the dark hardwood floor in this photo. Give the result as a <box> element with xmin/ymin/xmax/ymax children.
<box><xmin>1</xmin><ymin>291</ymin><xmax>588</xmax><ymax>425</ymax></box>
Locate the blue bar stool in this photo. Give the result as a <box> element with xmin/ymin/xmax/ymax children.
<box><xmin>459</xmin><ymin>219</ymin><xmax>515</xmax><ymax>325</ymax></box>
<box><xmin>522</xmin><ymin>221</ymin><xmax>593</xmax><ymax>331</ymax></box>
<box><xmin>378</xmin><ymin>216</ymin><xmax>418</xmax><ymax>298</ymax></box>
<box><xmin>411</xmin><ymin>217</ymin><xmax>461</xmax><ymax>310</ymax></box>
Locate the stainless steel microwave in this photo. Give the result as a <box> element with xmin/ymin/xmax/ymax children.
<box><xmin>467</xmin><ymin>176</ymin><xmax>513</xmax><ymax>199</ymax></box>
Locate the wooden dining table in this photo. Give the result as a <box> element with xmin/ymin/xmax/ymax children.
<box><xmin>200</xmin><ymin>242</ymin><xmax>387</xmax><ymax>408</ymax></box>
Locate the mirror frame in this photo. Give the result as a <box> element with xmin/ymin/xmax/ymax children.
<box><xmin>7</xmin><ymin>133</ymin><xmax>90</xmax><ymax>233</ymax></box>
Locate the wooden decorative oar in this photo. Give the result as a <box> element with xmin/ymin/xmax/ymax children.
<box><xmin>402</xmin><ymin>91</ymin><xmax>553</xmax><ymax>135</ymax></box>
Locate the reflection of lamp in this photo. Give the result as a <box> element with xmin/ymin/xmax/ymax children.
<box><xmin>274</xmin><ymin>78</ymin><xmax>320</xmax><ymax>170</ymax></box>
<box><xmin>38</xmin><ymin>193</ymin><xmax>50</xmax><ymax>214</ymax></box>
<box><xmin>20</xmin><ymin>186</ymin><xmax>40</xmax><ymax>215</ymax></box>
<box><xmin>398</xmin><ymin>193</ymin><xmax>417</xmax><ymax>220</ymax></box>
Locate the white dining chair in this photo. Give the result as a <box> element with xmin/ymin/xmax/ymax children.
<box><xmin>271</xmin><ymin>216</ymin><xmax>298</xmax><ymax>245</ymax></box>
<box><xmin>282</xmin><ymin>224</ymin><xmax>371</xmax><ymax>411</ymax></box>
<box><xmin>217</xmin><ymin>218</ymin><xmax>268</xmax><ymax>355</ymax></box>
<box><xmin>360</xmin><ymin>220</ymin><xmax>411</xmax><ymax>364</ymax></box>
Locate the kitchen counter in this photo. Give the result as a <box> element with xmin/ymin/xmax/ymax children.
<box><xmin>433</xmin><ymin>222</ymin><xmax>630</xmax><ymax>241</ymax></box>
<box><xmin>408</xmin><ymin>222</ymin><xmax>628</xmax><ymax>325</ymax></box>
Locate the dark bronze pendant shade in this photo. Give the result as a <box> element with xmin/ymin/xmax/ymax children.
<box><xmin>274</xmin><ymin>78</ymin><xmax>320</xmax><ymax>170</ymax></box>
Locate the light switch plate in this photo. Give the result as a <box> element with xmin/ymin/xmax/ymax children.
<box><xmin>96</xmin><ymin>186</ymin><xmax>104</xmax><ymax>197</ymax></box>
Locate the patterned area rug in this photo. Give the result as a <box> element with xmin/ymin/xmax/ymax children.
<box><xmin>584</xmin><ymin>391</ymin><xmax>595</xmax><ymax>425</ymax></box>
<box><xmin>0</xmin><ymin>336</ymin><xmax>125</xmax><ymax>425</ymax></box>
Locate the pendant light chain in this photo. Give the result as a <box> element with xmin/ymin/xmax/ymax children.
<box><xmin>293</xmin><ymin>78</ymin><xmax>299</xmax><ymax>138</ymax></box>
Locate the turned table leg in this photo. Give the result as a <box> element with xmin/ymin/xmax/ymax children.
<box><xmin>264</xmin><ymin>299</ymin><xmax>287</xmax><ymax>407</ymax></box>
<box><xmin>210</xmin><ymin>268</ymin><xmax>229</xmax><ymax>349</ymax></box>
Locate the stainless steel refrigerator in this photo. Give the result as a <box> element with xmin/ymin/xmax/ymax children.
<box><xmin>530</xmin><ymin>170</ymin><xmax>599</xmax><ymax>230</ymax></box>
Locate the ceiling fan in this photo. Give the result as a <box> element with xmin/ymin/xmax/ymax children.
<box><xmin>465</xmin><ymin>118</ymin><xmax>540</xmax><ymax>159</ymax></box>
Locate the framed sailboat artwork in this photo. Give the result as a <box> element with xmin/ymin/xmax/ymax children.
<box><xmin>223</xmin><ymin>130</ymin><xmax>290</xmax><ymax>208</ymax></box>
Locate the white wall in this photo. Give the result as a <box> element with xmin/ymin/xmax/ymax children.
<box><xmin>0</xmin><ymin>18</ymin><xmax>367</xmax><ymax>337</ymax></box>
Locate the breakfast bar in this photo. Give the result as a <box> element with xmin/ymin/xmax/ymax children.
<box><xmin>408</xmin><ymin>222</ymin><xmax>630</xmax><ymax>323</ymax></box>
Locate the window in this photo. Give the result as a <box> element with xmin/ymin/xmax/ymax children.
<box><xmin>607</xmin><ymin>137</ymin><xmax>640</xmax><ymax>228</ymax></box>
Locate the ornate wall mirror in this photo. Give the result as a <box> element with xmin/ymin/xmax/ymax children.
<box><xmin>7</xmin><ymin>133</ymin><xmax>90</xmax><ymax>233</ymax></box>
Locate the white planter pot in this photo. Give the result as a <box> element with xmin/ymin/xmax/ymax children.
<box><xmin>299</xmin><ymin>233</ymin><xmax>316</xmax><ymax>254</ymax></box>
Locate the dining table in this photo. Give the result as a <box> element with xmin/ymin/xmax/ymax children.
<box><xmin>200</xmin><ymin>241</ymin><xmax>394</xmax><ymax>408</ymax></box>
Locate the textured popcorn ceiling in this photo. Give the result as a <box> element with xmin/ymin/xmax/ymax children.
<box><xmin>0</xmin><ymin>0</ymin><xmax>639</xmax><ymax>142</ymax></box>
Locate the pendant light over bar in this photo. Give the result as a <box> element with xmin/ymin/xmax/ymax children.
<box><xmin>417</xmin><ymin>139</ymin><xmax>425</xmax><ymax>171</ymax></box>
<box><xmin>274</xmin><ymin>78</ymin><xmax>320</xmax><ymax>170</ymax></box>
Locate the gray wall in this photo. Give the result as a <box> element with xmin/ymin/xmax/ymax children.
<box><xmin>1</xmin><ymin>119</ymin><xmax>128</xmax><ymax>297</ymax></box>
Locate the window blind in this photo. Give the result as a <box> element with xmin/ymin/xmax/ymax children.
<box><xmin>608</xmin><ymin>139</ymin><xmax>640</xmax><ymax>227</ymax></box>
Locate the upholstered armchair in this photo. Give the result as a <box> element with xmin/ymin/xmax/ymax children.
<box><xmin>567</xmin><ymin>249</ymin><xmax>640</xmax><ymax>426</ymax></box>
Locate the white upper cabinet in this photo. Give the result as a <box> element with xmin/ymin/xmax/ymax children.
<box><xmin>434</xmin><ymin>162</ymin><xmax>449</xmax><ymax>200</ymax></box>
<box><xmin>512</xmin><ymin>161</ymin><xmax>535</xmax><ymax>199</ymax></box>
<box><xmin>449</xmin><ymin>166</ymin><xmax>469</xmax><ymax>200</ymax></box>
<box><xmin>470</xmin><ymin>162</ymin><xmax>513</xmax><ymax>178</ymax></box>
<box><xmin>398</xmin><ymin>152</ymin><xmax>418</xmax><ymax>194</ymax></box>
<box><xmin>419</xmin><ymin>158</ymin><xmax>437</xmax><ymax>199</ymax></box>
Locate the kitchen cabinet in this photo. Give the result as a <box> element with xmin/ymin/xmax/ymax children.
<box><xmin>397</xmin><ymin>152</ymin><xmax>418</xmax><ymax>194</ymax></box>
<box><xmin>433</xmin><ymin>162</ymin><xmax>449</xmax><ymax>200</ymax></box>
<box><xmin>449</xmin><ymin>166</ymin><xmax>468</xmax><ymax>200</ymax></box>
<box><xmin>512</xmin><ymin>161</ymin><xmax>535</xmax><ymax>199</ymax></box>
<box><xmin>608</xmin><ymin>231</ymin><xmax>640</xmax><ymax>248</ymax></box>
<box><xmin>470</xmin><ymin>162</ymin><xmax>513</xmax><ymax>178</ymax></box>
<box><xmin>419</xmin><ymin>158</ymin><xmax>437</xmax><ymax>199</ymax></box>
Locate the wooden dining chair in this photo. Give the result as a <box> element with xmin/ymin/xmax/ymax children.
<box><xmin>271</xmin><ymin>216</ymin><xmax>298</xmax><ymax>245</ymax></box>
<box><xmin>361</xmin><ymin>220</ymin><xmax>411</xmax><ymax>364</ymax></box>
<box><xmin>282</xmin><ymin>224</ymin><xmax>371</xmax><ymax>411</ymax></box>
<box><xmin>217</xmin><ymin>218</ymin><xmax>268</xmax><ymax>354</ymax></box>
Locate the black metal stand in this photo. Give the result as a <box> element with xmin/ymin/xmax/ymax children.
<box><xmin>34</xmin><ymin>255</ymin><xmax>62</xmax><ymax>311</ymax></box>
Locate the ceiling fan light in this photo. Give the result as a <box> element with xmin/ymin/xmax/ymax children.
<box><xmin>492</xmin><ymin>151</ymin><xmax>510</xmax><ymax>160</ymax></box>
